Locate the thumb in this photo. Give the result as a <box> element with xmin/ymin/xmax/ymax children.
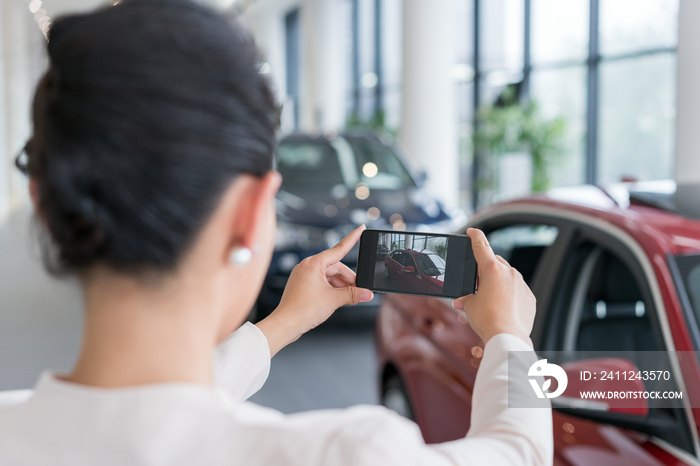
<box><xmin>336</xmin><ymin>286</ymin><xmax>374</xmax><ymax>307</ymax></box>
<box><xmin>467</xmin><ymin>228</ymin><xmax>497</xmax><ymax>269</ymax></box>
<box><xmin>452</xmin><ymin>293</ymin><xmax>475</xmax><ymax>312</ymax></box>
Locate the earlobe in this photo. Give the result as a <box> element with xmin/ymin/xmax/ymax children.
<box><xmin>229</xmin><ymin>246</ymin><xmax>252</xmax><ymax>267</ymax></box>
<box><xmin>29</xmin><ymin>179</ymin><xmax>40</xmax><ymax>211</ymax></box>
<box><xmin>28</xmin><ymin>179</ymin><xmax>48</xmax><ymax>225</ymax></box>
<box><xmin>224</xmin><ymin>171</ymin><xmax>280</xmax><ymax>263</ymax></box>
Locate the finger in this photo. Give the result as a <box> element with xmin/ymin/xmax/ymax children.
<box><xmin>317</xmin><ymin>225</ymin><xmax>366</xmax><ymax>267</ymax></box>
<box><xmin>495</xmin><ymin>255</ymin><xmax>510</xmax><ymax>266</ymax></box>
<box><xmin>467</xmin><ymin>228</ymin><xmax>497</xmax><ymax>268</ymax></box>
<box><xmin>328</xmin><ymin>276</ymin><xmax>350</xmax><ymax>289</ymax></box>
<box><xmin>326</xmin><ymin>262</ymin><xmax>357</xmax><ymax>285</ymax></box>
<box><xmin>335</xmin><ymin>286</ymin><xmax>373</xmax><ymax>307</ymax></box>
<box><xmin>453</xmin><ymin>293</ymin><xmax>474</xmax><ymax>312</ymax></box>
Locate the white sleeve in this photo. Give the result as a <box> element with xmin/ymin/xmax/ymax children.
<box><xmin>0</xmin><ymin>390</ymin><xmax>33</xmax><ymax>407</ymax></box>
<box><xmin>354</xmin><ymin>334</ymin><xmax>552</xmax><ymax>466</ymax></box>
<box><xmin>230</xmin><ymin>333</ymin><xmax>551</xmax><ymax>466</ymax></box>
<box><xmin>214</xmin><ymin>322</ymin><xmax>271</xmax><ymax>402</ymax></box>
<box><xmin>429</xmin><ymin>333</ymin><xmax>553</xmax><ymax>466</ymax></box>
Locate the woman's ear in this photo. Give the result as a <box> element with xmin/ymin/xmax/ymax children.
<box><xmin>229</xmin><ymin>171</ymin><xmax>282</xmax><ymax>252</ymax></box>
<box><xmin>29</xmin><ymin>179</ymin><xmax>40</xmax><ymax>211</ymax></box>
<box><xmin>29</xmin><ymin>178</ymin><xmax>47</xmax><ymax>225</ymax></box>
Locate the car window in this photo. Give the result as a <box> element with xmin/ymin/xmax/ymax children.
<box><xmin>277</xmin><ymin>141</ymin><xmax>344</xmax><ymax>190</ymax></box>
<box><xmin>675</xmin><ymin>254</ymin><xmax>700</xmax><ymax>327</ymax></box>
<box><xmin>414</xmin><ymin>253</ymin><xmax>445</xmax><ymax>276</ymax></box>
<box><xmin>403</xmin><ymin>254</ymin><xmax>417</xmax><ymax>270</ymax></box>
<box><xmin>342</xmin><ymin>136</ymin><xmax>415</xmax><ymax>190</ymax></box>
<box><xmin>549</xmin><ymin>240</ymin><xmax>694</xmax><ymax>453</ymax></box>
<box><xmin>486</xmin><ymin>224</ymin><xmax>559</xmax><ymax>285</ymax></box>
<box><xmin>562</xmin><ymin>247</ymin><xmax>660</xmax><ymax>353</ymax></box>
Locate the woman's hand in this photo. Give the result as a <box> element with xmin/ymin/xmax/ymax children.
<box><xmin>256</xmin><ymin>225</ymin><xmax>374</xmax><ymax>356</ymax></box>
<box><xmin>452</xmin><ymin>228</ymin><xmax>536</xmax><ymax>347</ymax></box>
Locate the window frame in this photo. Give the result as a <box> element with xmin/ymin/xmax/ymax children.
<box><xmin>469</xmin><ymin>0</ymin><xmax>678</xmax><ymax>210</ymax></box>
<box><xmin>538</xmin><ymin>220</ymin><xmax>697</xmax><ymax>454</ymax></box>
<box><xmin>541</xmin><ymin>223</ymin><xmax>665</xmax><ymax>351</ymax></box>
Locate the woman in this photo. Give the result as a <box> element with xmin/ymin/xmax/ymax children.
<box><xmin>0</xmin><ymin>0</ymin><xmax>552</xmax><ymax>464</ymax></box>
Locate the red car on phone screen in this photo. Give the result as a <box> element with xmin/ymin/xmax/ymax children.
<box><xmin>376</xmin><ymin>182</ymin><xmax>700</xmax><ymax>465</ymax></box>
<box><xmin>384</xmin><ymin>249</ymin><xmax>446</xmax><ymax>295</ymax></box>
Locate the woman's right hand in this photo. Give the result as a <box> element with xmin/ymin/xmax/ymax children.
<box><xmin>255</xmin><ymin>225</ymin><xmax>373</xmax><ymax>356</ymax></box>
<box><xmin>452</xmin><ymin>228</ymin><xmax>536</xmax><ymax>347</ymax></box>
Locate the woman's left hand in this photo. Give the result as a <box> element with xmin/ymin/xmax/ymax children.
<box><xmin>255</xmin><ymin>225</ymin><xmax>374</xmax><ymax>356</ymax></box>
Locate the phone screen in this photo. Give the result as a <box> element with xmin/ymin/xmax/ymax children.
<box><xmin>356</xmin><ymin>229</ymin><xmax>477</xmax><ymax>298</ymax></box>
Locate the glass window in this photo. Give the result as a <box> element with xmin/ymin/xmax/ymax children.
<box><xmin>380</xmin><ymin>0</ymin><xmax>403</xmax><ymax>129</ymax></box>
<box><xmin>414</xmin><ymin>253</ymin><xmax>446</xmax><ymax>277</ymax></box>
<box><xmin>598</xmin><ymin>53</ymin><xmax>676</xmax><ymax>184</ymax></box>
<box><xmin>675</xmin><ymin>254</ymin><xmax>700</xmax><ymax>328</ymax></box>
<box><xmin>531</xmin><ymin>0</ymin><xmax>589</xmax><ymax>65</ymax></box>
<box><xmin>456</xmin><ymin>81</ymin><xmax>475</xmax><ymax>209</ymax></box>
<box><xmin>277</xmin><ymin>142</ymin><xmax>344</xmax><ymax>190</ymax></box>
<box><xmin>487</xmin><ymin>224</ymin><xmax>559</xmax><ymax>285</ymax></box>
<box><xmin>529</xmin><ymin>66</ymin><xmax>587</xmax><ymax>187</ymax></box>
<box><xmin>600</xmin><ymin>0</ymin><xmax>679</xmax><ymax>57</ymax></box>
<box><xmin>568</xmin><ymin>249</ymin><xmax>656</xmax><ymax>352</ymax></box>
<box><xmin>479</xmin><ymin>0</ymin><xmax>524</xmax><ymax>72</ymax></box>
<box><xmin>343</xmin><ymin>135</ymin><xmax>415</xmax><ymax>189</ymax></box>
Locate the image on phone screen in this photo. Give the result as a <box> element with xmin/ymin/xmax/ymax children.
<box><xmin>356</xmin><ymin>229</ymin><xmax>477</xmax><ymax>298</ymax></box>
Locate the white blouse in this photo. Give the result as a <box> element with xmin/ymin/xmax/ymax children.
<box><xmin>0</xmin><ymin>322</ymin><xmax>552</xmax><ymax>466</ymax></box>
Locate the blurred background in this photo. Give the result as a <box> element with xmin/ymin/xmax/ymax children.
<box><xmin>2</xmin><ymin>0</ymin><xmax>700</xmax><ymax>422</ymax></box>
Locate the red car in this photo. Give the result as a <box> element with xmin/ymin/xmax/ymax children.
<box><xmin>376</xmin><ymin>182</ymin><xmax>700</xmax><ymax>465</ymax></box>
<box><xmin>384</xmin><ymin>249</ymin><xmax>446</xmax><ymax>295</ymax></box>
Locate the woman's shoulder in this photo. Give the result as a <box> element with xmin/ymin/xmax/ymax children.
<box><xmin>0</xmin><ymin>390</ymin><xmax>33</xmax><ymax>408</ymax></box>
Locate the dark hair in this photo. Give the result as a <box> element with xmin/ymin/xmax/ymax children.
<box><xmin>16</xmin><ymin>0</ymin><xmax>277</xmax><ymax>275</ymax></box>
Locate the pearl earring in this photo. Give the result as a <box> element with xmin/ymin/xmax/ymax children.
<box><xmin>229</xmin><ymin>247</ymin><xmax>252</xmax><ymax>267</ymax></box>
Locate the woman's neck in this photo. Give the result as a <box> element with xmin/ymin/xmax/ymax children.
<box><xmin>67</xmin><ymin>267</ymin><xmax>221</xmax><ymax>388</ymax></box>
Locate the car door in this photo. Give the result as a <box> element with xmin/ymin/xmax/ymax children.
<box><xmin>400</xmin><ymin>253</ymin><xmax>424</xmax><ymax>291</ymax></box>
<box><xmin>536</xmin><ymin>222</ymin><xmax>697</xmax><ymax>465</ymax></box>
<box><xmin>386</xmin><ymin>251</ymin><xmax>403</xmax><ymax>282</ymax></box>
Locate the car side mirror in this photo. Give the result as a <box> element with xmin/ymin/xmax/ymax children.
<box><xmin>552</xmin><ymin>358</ymin><xmax>649</xmax><ymax>417</ymax></box>
<box><xmin>403</xmin><ymin>266</ymin><xmax>415</xmax><ymax>274</ymax></box>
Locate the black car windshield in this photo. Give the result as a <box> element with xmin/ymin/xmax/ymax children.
<box><xmin>343</xmin><ymin>135</ymin><xmax>415</xmax><ymax>189</ymax></box>
<box><xmin>276</xmin><ymin>136</ymin><xmax>415</xmax><ymax>191</ymax></box>
<box><xmin>676</xmin><ymin>254</ymin><xmax>700</xmax><ymax>326</ymax></box>
<box><xmin>276</xmin><ymin>141</ymin><xmax>345</xmax><ymax>190</ymax></box>
<box><xmin>414</xmin><ymin>253</ymin><xmax>445</xmax><ymax>276</ymax></box>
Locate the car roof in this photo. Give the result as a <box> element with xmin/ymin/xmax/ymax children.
<box><xmin>475</xmin><ymin>181</ymin><xmax>700</xmax><ymax>256</ymax></box>
<box><xmin>396</xmin><ymin>249</ymin><xmax>435</xmax><ymax>257</ymax></box>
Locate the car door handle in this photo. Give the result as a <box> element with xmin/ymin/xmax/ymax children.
<box><xmin>418</xmin><ymin>317</ymin><xmax>432</xmax><ymax>334</ymax></box>
<box><xmin>418</xmin><ymin>317</ymin><xmax>444</xmax><ymax>334</ymax></box>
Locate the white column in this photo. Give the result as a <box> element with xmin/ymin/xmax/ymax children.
<box><xmin>675</xmin><ymin>0</ymin><xmax>700</xmax><ymax>184</ymax></box>
<box><xmin>399</xmin><ymin>0</ymin><xmax>458</xmax><ymax>206</ymax></box>
<box><xmin>4</xmin><ymin>1</ymin><xmax>37</xmax><ymax>213</ymax></box>
<box><xmin>300</xmin><ymin>0</ymin><xmax>345</xmax><ymax>131</ymax></box>
<box><xmin>0</xmin><ymin>0</ymin><xmax>37</xmax><ymax>223</ymax></box>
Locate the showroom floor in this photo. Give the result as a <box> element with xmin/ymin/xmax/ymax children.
<box><xmin>0</xmin><ymin>208</ymin><xmax>379</xmax><ymax>413</ymax></box>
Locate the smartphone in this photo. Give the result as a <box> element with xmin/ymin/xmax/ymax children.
<box><xmin>355</xmin><ymin>229</ymin><xmax>478</xmax><ymax>299</ymax></box>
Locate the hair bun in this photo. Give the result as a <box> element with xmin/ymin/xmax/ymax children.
<box><xmin>22</xmin><ymin>0</ymin><xmax>277</xmax><ymax>276</ymax></box>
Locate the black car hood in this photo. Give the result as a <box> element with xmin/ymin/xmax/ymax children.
<box><xmin>276</xmin><ymin>186</ymin><xmax>450</xmax><ymax>229</ymax></box>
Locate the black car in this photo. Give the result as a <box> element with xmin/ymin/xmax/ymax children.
<box><xmin>252</xmin><ymin>130</ymin><xmax>465</xmax><ymax>321</ymax></box>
